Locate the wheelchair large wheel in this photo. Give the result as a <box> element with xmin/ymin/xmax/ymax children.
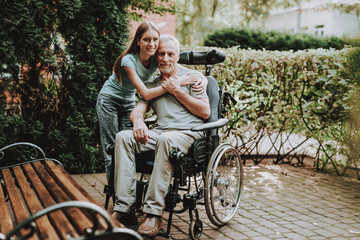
<box><xmin>204</xmin><ymin>143</ymin><xmax>243</xmax><ymax>226</ymax></box>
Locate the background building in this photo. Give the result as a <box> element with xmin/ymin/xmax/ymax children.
<box><xmin>130</xmin><ymin>12</ymin><xmax>176</xmax><ymax>37</ymax></box>
<box><xmin>261</xmin><ymin>2</ymin><xmax>360</xmax><ymax>38</ymax></box>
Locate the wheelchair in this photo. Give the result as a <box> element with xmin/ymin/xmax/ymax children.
<box><xmin>104</xmin><ymin>49</ymin><xmax>243</xmax><ymax>239</ymax></box>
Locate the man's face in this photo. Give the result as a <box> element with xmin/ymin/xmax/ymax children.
<box><xmin>156</xmin><ymin>40</ymin><xmax>179</xmax><ymax>74</ymax></box>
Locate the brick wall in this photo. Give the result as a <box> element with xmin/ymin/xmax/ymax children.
<box><xmin>130</xmin><ymin>13</ymin><xmax>176</xmax><ymax>37</ymax></box>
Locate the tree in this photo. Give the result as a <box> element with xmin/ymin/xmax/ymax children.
<box><xmin>317</xmin><ymin>0</ymin><xmax>360</xmax><ymax>13</ymax></box>
<box><xmin>176</xmin><ymin>0</ymin><xmax>297</xmax><ymax>46</ymax></box>
<box><xmin>0</xmin><ymin>0</ymin><xmax>175</xmax><ymax>173</ymax></box>
<box><xmin>129</xmin><ymin>0</ymin><xmax>176</xmax><ymax>20</ymax></box>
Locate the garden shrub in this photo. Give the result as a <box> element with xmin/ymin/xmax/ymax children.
<box><xmin>204</xmin><ymin>28</ymin><xmax>347</xmax><ymax>50</ymax></box>
<box><xmin>182</xmin><ymin>45</ymin><xmax>359</xmax><ymax>174</ymax></box>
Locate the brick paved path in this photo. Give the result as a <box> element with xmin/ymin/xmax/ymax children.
<box><xmin>72</xmin><ymin>163</ymin><xmax>360</xmax><ymax>240</ymax></box>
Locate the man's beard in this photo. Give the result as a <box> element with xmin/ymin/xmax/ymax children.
<box><xmin>159</xmin><ymin>65</ymin><xmax>174</xmax><ymax>74</ymax></box>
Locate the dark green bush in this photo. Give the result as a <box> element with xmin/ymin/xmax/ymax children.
<box><xmin>204</xmin><ymin>28</ymin><xmax>347</xmax><ymax>50</ymax></box>
<box><xmin>0</xmin><ymin>0</ymin><xmax>131</xmax><ymax>174</ymax></box>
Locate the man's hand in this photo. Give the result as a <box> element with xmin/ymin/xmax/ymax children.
<box><xmin>133</xmin><ymin>118</ymin><xmax>150</xmax><ymax>145</ymax></box>
<box><xmin>162</xmin><ymin>76</ymin><xmax>182</xmax><ymax>95</ymax></box>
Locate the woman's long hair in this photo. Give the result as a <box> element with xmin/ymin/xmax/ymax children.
<box><xmin>113</xmin><ymin>21</ymin><xmax>160</xmax><ymax>84</ymax></box>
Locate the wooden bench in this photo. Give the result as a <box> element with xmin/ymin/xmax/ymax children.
<box><xmin>0</xmin><ymin>142</ymin><xmax>142</xmax><ymax>240</ymax></box>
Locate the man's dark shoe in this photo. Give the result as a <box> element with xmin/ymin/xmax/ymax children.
<box><xmin>111</xmin><ymin>210</ymin><xmax>138</xmax><ymax>226</ymax></box>
<box><xmin>137</xmin><ymin>214</ymin><xmax>162</xmax><ymax>237</ymax></box>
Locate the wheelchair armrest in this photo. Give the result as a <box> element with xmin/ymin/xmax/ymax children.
<box><xmin>190</xmin><ymin>118</ymin><xmax>228</xmax><ymax>132</ymax></box>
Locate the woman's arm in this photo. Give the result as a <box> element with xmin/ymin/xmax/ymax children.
<box><xmin>123</xmin><ymin>66</ymin><xmax>166</xmax><ymax>101</ymax></box>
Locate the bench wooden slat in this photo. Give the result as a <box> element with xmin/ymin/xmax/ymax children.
<box><xmin>46</xmin><ymin>161</ymin><xmax>124</xmax><ymax>229</ymax></box>
<box><xmin>44</xmin><ymin>161</ymin><xmax>92</xmax><ymax>203</ymax></box>
<box><xmin>0</xmin><ymin>179</ymin><xmax>13</xmax><ymax>234</ymax></box>
<box><xmin>44</xmin><ymin>161</ymin><xmax>108</xmax><ymax>230</ymax></box>
<box><xmin>31</xmin><ymin>161</ymin><xmax>94</xmax><ymax>234</ymax></box>
<box><xmin>13</xmin><ymin>166</ymin><xmax>59</xmax><ymax>240</ymax></box>
<box><xmin>2</xmin><ymin>168</ymin><xmax>38</xmax><ymax>240</ymax></box>
<box><xmin>22</xmin><ymin>163</ymin><xmax>79</xmax><ymax>240</ymax></box>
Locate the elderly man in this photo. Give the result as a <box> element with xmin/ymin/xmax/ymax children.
<box><xmin>111</xmin><ymin>34</ymin><xmax>210</xmax><ymax>237</ymax></box>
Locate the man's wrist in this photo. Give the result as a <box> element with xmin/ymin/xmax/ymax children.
<box><xmin>132</xmin><ymin>115</ymin><xmax>144</xmax><ymax>124</ymax></box>
<box><xmin>172</xmin><ymin>87</ymin><xmax>186</xmax><ymax>97</ymax></box>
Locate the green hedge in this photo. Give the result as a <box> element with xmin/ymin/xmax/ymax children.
<box><xmin>204</xmin><ymin>28</ymin><xmax>346</xmax><ymax>50</ymax></box>
<box><xmin>182</xmin><ymin>46</ymin><xmax>360</xmax><ymax>174</ymax></box>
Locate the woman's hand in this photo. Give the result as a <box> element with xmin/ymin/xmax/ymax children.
<box><xmin>179</xmin><ymin>73</ymin><xmax>196</xmax><ymax>86</ymax></box>
<box><xmin>191</xmin><ymin>74</ymin><xmax>208</xmax><ymax>94</ymax></box>
<box><xmin>179</xmin><ymin>73</ymin><xmax>208</xmax><ymax>95</ymax></box>
<box><xmin>162</xmin><ymin>76</ymin><xmax>182</xmax><ymax>95</ymax></box>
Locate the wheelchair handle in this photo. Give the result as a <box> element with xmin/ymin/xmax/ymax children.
<box><xmin>190</xmin><ymin>118</ymin><xmax>228</xmax><ymax>132</ymax></box>
<box><xmin>178</xmin><ymin>49</ymin><xmax>226</xmax><ymax>65</ymax></box>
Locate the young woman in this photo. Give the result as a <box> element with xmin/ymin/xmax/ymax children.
<box><xmin>96</xmin><ymin>22</ymin><xmax>206</xmax><ymax>182</ymax></box>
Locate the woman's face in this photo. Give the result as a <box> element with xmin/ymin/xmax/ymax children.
<box><xmin>137</xmin><ymin>29</ymin><xmax>159</xmax><ymax>57</ymax></box>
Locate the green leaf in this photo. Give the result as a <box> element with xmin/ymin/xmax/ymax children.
<box><xmin>315</xmin><ymin>89</ymin><xmax>328</xmax><ymax>97</ymax></box>
<box><xmin>316</xmin><ymin>76</ymin><xmax>328</xmax><ymax>83</ymax></box>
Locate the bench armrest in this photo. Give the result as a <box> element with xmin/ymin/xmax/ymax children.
<box><xmin>190</xmin><ymin>118</ymin><xmax>228</xmax><ymax>132</ymax></box>
<box><xmin>3</xmin><ymin>201</ymin><xmax>141</xmax><ymax>240</ymax></box>
<box><xmin>0</xmin><ymin>142</ymin><xmax>46</xmax><ymax>161</ymax></box>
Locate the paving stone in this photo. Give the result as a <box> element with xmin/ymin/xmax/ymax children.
<box><xmin>229</xmin><ymin>223</ymin><xmax>252</xmax><ymax>232</ymax></box>
<box><xmin>267</xmin><ymin>234</ymin><xmax>286</xmax><ymax>239</ymax></box>
<box><xmin>242</xmin><ymin>230</ymin><xmax>262</xmax><ymax>237</ymax></box>
<box><xmin>327</xmin><ymin>226</ymin><xmax>352</xmax><ymax>235</ymax></box>
<box><xmin>223</xmin><ymin>231</ymin><xmax>248</xmax><ymax>239</ymax></box>
<box><xmin>282</xmin><ymin>232</ymin><xmax>307</xmax><ymax>240</ymax></box>
<box><xmin>309</xmin><ymin>236</ymin><xmax>327</xmax><ymax>240</ymax></box>
<box><xmin>295</xmin><ymin>214</ymin><xmax>315</xmax><ymax>221</ymax></box>
<box><xmin>258</xmin><ymin>221</ymin><xmax>281</xmax><ymax>229</ymax></box>
<box><xmin>256</xmin><ymin>226</ymin><xmax>275</xmax><ymax>235</ymax></box>
<box><xmin>73</xmin><ymin>163</ymin><xmax>360</xmax><ymax>240</ymax></box>
<box><xmin>293</xmin><ymin>220</ymin><xmax>316</xmax><ymax>228</ymax></box>
<box><xmin>273</xmin><ymin>227</ymin><xmax>292</xmax><ymax>233</ymax></box>
<box><xmin>251</xmin><ymin>236</ymin><xmax>272</xmax><ymax>240</ymax></box>
<box><xmin>314</xmin><ymin>229</ymin><xmax>339</xmax><ymax>237</ymax></box>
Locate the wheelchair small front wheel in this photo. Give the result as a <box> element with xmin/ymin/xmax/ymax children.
<box><xmin>189</xmin><ymin>219</ymin><xmax>203</xmax><ymax>239</ymax></box>
<box><xmin>205</xmin><ymin>143</ymin><xmax>243</xmax><ymax>226</ymax></box>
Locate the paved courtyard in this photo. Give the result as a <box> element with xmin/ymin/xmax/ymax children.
<box><xmin>72</xmin><ymin>162</ymin><xmax>360</xmax><ymax>240</ymax></box>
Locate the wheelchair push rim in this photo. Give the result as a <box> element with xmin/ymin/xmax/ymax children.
<box><xmin>204</xmin><ymin>143</ymin><xmax>243</xmax><ymax>226</ymax></box>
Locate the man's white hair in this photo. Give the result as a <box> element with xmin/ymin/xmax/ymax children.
<box><xmin>159</xmin><ymin>34</ymin><xmax>180</xmax><ymax>53</ymax></box>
